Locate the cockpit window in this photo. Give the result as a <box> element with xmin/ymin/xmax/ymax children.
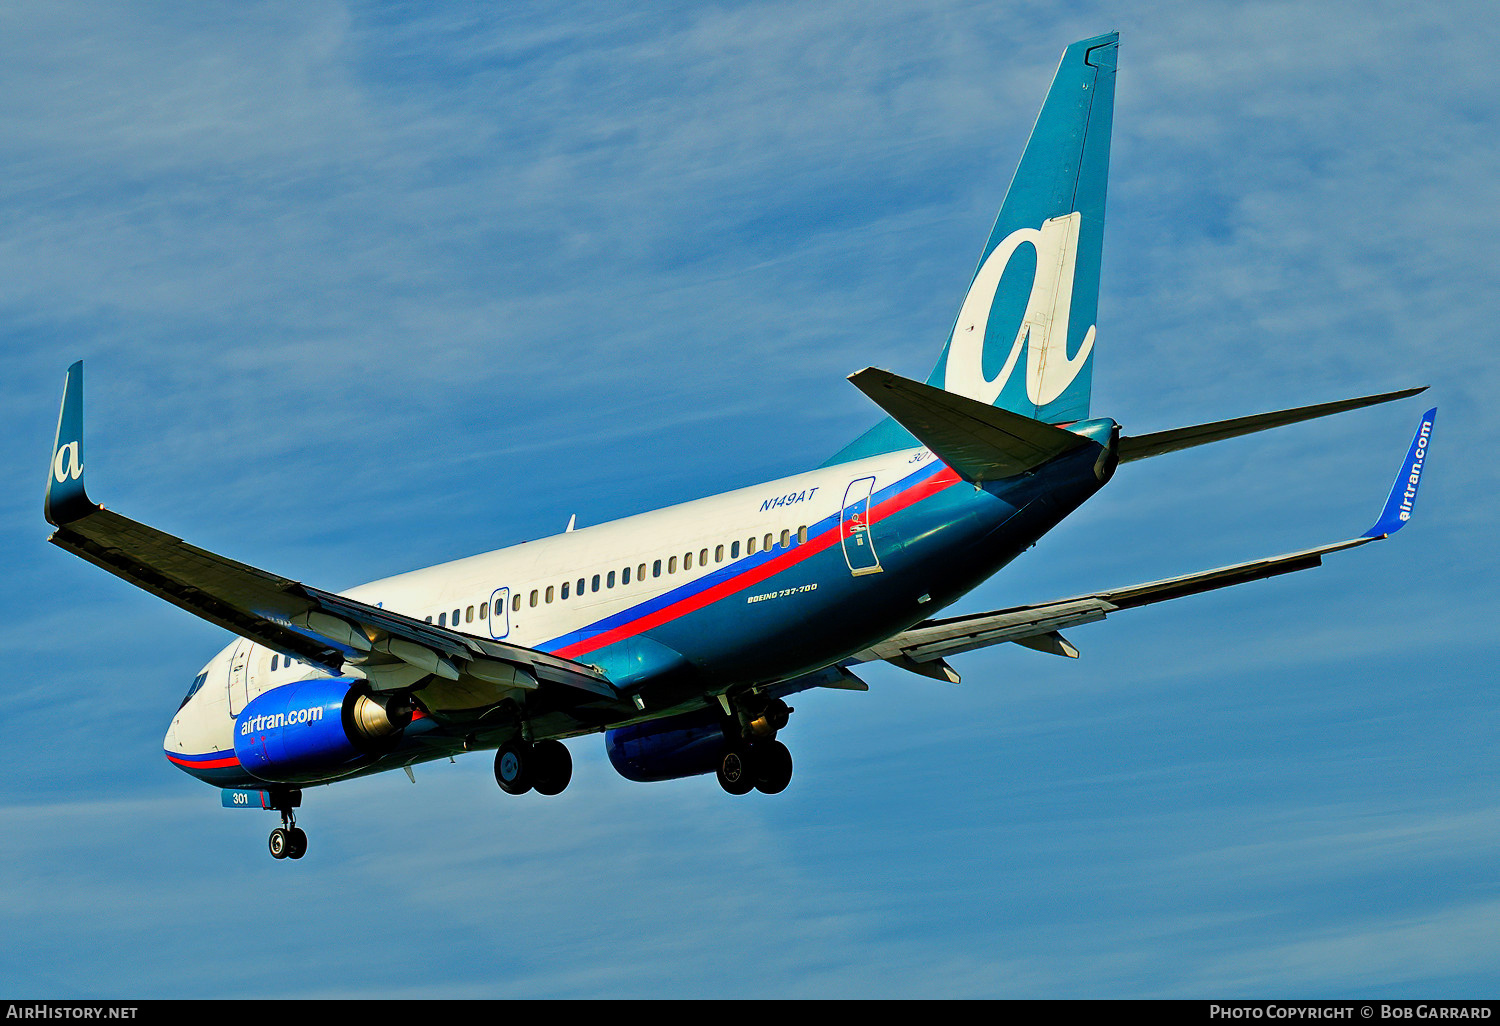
<box><xmin>178</xmin><ymin>671</ymin><xmax>209</xmax><ymax>711</ymax></box>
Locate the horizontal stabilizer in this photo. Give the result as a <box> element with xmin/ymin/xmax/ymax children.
<box><xmin>848</xmin><ymin>368</ymin><xmax>1092</xmax><ymax>482</ymax></box>
<box><xmin>1118</xmin><ymin>386</ymin><xmax>1426</xmax><ymax>463</ymax></box>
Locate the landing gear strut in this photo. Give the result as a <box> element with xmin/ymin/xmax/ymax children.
<box><xmin>494</xmin><ymin>738</ymin><xmax>573</xmax><ymax>796</ymax></box>
<box><xmin>716</xmin><ymin>697</ymin><xmax>795</xmax><ymax>796</ymax></box>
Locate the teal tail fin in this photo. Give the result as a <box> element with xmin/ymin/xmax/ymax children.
<box><xmin>828</xmin><ymin>32</ymin><xmax>1117</xmax><ymax>465</ymax></box>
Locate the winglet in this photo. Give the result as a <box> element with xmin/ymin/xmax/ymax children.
<box><xmin>1363</xmin><ymin>407</ymin><xmax>1436</xmax><ymax>538</ymax></box>
<box><xmin>45</xmin><ymin>361</ymin><xmax>97</xmax><ymax>527</ymax></box>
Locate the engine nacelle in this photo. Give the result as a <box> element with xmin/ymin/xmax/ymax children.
<box><xmin>233</xmin><ymin>678</ymin><xmax>412</xmax><ymax>784</ymax></box>
<box><xmin>605</xmin><ymin>708</ymin><xmax>728</xmax><ymax>783</ymax></box>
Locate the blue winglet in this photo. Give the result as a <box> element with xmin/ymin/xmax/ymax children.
<box><xmin>45</xmin><ymin>361</ymin><xmax>96</xmax><ymax>527</ymax></box>
<box><xmin>1363</xmin><ymin>407</ymin><xmax>1436</xmax><ymax>538</ymax></box>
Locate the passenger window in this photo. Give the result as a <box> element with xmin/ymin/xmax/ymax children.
<box><xmin>669</xmin><ymin>556</ymin><xmax>678</xmax><ymax>573</ymax></box>
<box><xmin>622</xmin><ymin>566</ymin><xmax>632</xmax><ymax>585</ymax></box>
<box><xmin>747</xmin><ymin>537</ymin><xmax>757</xmax><ymax>555</ymax></box>
<box><xmin>607</xmin><ymin>570</ymin><xmax>616</xmax><ymax>588</ymax></box>
<box><xmin>577</xmin><ymin>578</ymin><xmax>585</xmax><ymax>596</ymax></box>
<box><xmin>592</xmin><ymin>574</ymin><xmax>600</xmax><ymax>592</ymax></box>
<box><xmin>466</xmin><ymin>605</ymin><xmax>474</xmax><ymax>623</ymax></box>
<box><xmin>764</xmin><ymin>533</ymin><xmax>774</xmax><ymax>551</ymax></box>
<box><xmin>545</xmin><ymin>586</ymin><xmax>554</xmax><ymax>603</ymax></box>
<box><xmin>699</xmin><ymin>547</ymin><xmax>709</xmax><ymax>565</ymax></box>
<box><xmin>684</xmin><ymin>551</ymin><xmax>693</xmax><ymax>571</ymax></box>
<box><xmin>439</xmin><ymin>611</ymin><xmax>447</xmax><ymax>626</ymax></box>
<box><xmin>480</xmin><ymin>602</ymin><xmax>488</xmax><ymax>618</ymax></box>
<box><xmin>271</xmin><ymin>655</ymin><xmax>279</xmax><ymax>671</ymax></box>
<box><xmin>731</xmin><ymin>540</ymin><xmax>740</xmax><ymax>558</ymax></box>
<box><xmin>638</xmin><ymin>563</ymin><xmax>647</xmax><ymax>581</ymax></box>
<box><xmin>453</xmin><ymin>608</ymin><xmax>460</xmax><ymax>624</ymax></box>
<box><xmin>425</xmin><ymin>615</ymin><xmax>432</xmax><ymax>623</ymax></box>
<box><xmin>798</xmin><ymin>526</ymin><xmax>808</xmax><ymax>544</ymax></box>
<box><xmin>653</xmin><ymin>559</ymin><xmax>662</xmax><ymax>577</ymax></box>
<box><xmin>561</xmin><ymin>581</ymin><xmax>570</xmax><ymax>600</ymax></box>
<box><xmin>529</xmin><ymin>591</ymin><xmax>538</xmax><ymax>608</ymax></box>
<box><xmin>780</xmin><ymin>529</ymin><xmax>790</xmax><ymax>548</ymax></box>
<box><xmin>715</xmin><ymin>544</ymin><xmax>724</xmax><ymax>562</ymax></box>
<box><xmin>512</xmin><ymin>594</ymin><xmax>521</xmax><ymax>612</ymax></box>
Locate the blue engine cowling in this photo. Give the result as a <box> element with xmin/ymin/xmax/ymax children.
<box><xmin>605</xmin><ymin>708</ymin><xmax>730</xmax><ymax>782</ymax></box>
<box><xmin>233</xmin><ymin>677</ymin><xmax>411</xmax><ymax>784</ymax></box>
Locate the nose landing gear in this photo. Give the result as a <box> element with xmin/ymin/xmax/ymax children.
<box><xmin>268</xmin><ymin>805</ymin><xmax>307</xmax><ymax>860</ymax></box>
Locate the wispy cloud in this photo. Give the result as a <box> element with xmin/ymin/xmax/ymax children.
<box><xmin>2</xmin><ymin>0</ymin><xmax>1496</xmax><ymax>998</ymax></box>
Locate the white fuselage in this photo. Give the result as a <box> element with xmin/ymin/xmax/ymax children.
<box><xmin>164</xmin><ymin>446</ymin><xmax>934</xmax><ymax>763</ymax></box>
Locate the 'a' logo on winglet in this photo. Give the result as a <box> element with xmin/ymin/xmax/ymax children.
<box><xmin>52</xmin><ymin>441</ymin><xmax>83</xmax><ymax>484</ymax></box>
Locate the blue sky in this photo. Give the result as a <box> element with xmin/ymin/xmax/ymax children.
<box><xmin>2</xmin><ymin>0</ymin><xmax>1497</xmax><ymax>998</ymax></box>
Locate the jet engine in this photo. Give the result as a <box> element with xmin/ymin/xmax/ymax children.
<box><xmin>605</xmin><ymin>708</ymin><xmax>729</xmax><ymax>782</ymax></box>
<box><xmin>233</xmin><ymin>678</ymin><xmax>412</xmax><ymax>784</ymax></box>
<box><xmin>605</xmin><ymin>698</ymin><xmax>791</xmax><ymax>783</ymax></box>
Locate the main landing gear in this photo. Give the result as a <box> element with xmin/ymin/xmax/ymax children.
<box><xmin>493</xmin><ymin>738</ymin><xmax>573</xmax><ymax>796</ymax></box>
<box><xmin>716</xmin><ymin>739</ymin><xmax>793</xmax><ymax>796</ymax></box>
<box><xmin>268</xmin><ymin>804</ymin><xmax>307</xmax><ymax>860</ymax></box>
<box><xmin>716</xmin><ymin>696</ymin><xmax>794</xmax><ymax>796</ymax></box>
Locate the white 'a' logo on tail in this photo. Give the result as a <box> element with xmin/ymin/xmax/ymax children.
<box><xmin>943</xmin><ymin>211</ymin><xmax>1095</xmax><ymax>408</ymax></box>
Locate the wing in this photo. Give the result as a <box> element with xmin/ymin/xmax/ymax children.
<box><xmin>855</xmin><ymin>407</ymin><xmax>1437</xmax><ymax>681</ymax></box>
<box><xmin>44</xmin><ymin>362</ymin><xmax>626</xmax><ymax>728</ymax></box>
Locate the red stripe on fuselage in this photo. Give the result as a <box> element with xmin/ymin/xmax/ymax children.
<box><xmin>555</xmin><ymin>464</ymin><xmax>963</xmax><ymax>660</ymax></box>
<box><xmin>166</xmin><ymin>752</ymin><xmax>240</xmax><ymax>770</ymax></box>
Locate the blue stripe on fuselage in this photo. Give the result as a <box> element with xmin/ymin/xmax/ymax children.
<box><xmin>537</xmin><ymin>457</ymin><xmax>949</xmax><ymax>653</ymax></box>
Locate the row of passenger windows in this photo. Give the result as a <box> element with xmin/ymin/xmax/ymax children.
<box><xmin>420</xmin><ymin>525</ymin><xmax>811</xmax><ymax>626</ymax></box>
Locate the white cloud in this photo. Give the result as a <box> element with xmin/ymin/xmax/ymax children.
<box><xmin>2</xmin><ymin>0</ymin><xmax>1498</xmax><ymax>998</ymax></box>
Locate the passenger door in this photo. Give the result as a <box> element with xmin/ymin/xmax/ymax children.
<box><xmin>840</xmin><ymin>476</ymin><xmax>883</xmax><ymax>576</ymax></box>
<box><xmin>226</xmin><ymin>639</ymin><xmax>251</xmax><ymax>717</ymax></box>
<box><xmin>488</xmin><ymin>587</ymin><xmax>510</xmax><ymax>640</ymax></box>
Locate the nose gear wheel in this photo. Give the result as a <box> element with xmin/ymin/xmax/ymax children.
<box><xmin>268</xmin><ymin>807</ymin><xmax>308</xmax><ymax>860</ymax></box>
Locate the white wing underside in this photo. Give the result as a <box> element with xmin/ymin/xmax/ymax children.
<box><xmin>852</xmin><ymin>536</ymin><xmax>1380</xmax><ymax>680</ymax></box>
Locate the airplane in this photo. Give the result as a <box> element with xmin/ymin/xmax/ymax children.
<box><xmin>43</xmin><ymin>32</ymin><xmax>1435</xmax><ymax>860</ymax></box>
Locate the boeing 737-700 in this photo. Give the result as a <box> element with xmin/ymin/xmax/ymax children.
<box><xmin>44</xmin><ymin>33</ymin><xmax>1434</xmax><ymax>859</ymax></box>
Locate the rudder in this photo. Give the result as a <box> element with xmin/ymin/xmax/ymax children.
<box><xmin>929</xmin><ymin>32</ymin><xmax>1116</xmax><ymax>424</ymax></box>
